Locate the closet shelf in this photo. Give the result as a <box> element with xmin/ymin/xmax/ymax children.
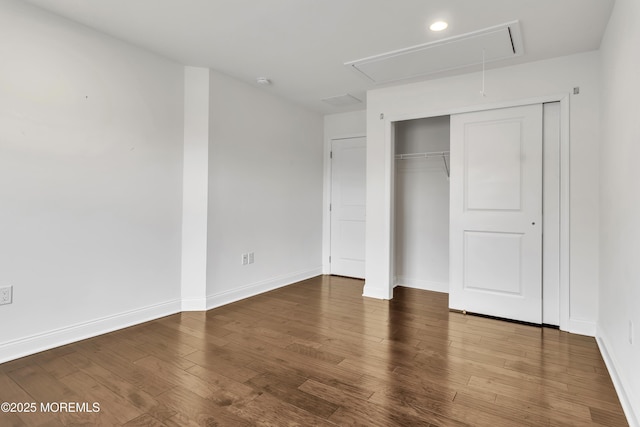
<box><xmin>395</xmin><ymin>151</ymin><xmax>450</xmax><ymax>177</ymax></box>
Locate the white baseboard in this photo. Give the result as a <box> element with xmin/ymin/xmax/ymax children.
<box><xmin>0</xmin><ymin>299</ymin><xmax>182</xmax><ymax>364</ymax></box>
<box><xmin>568</xmin><ymin>317</ymin><xmax>596</xmax><ymax>337</ymax></box>
<box><xmin>362</xmin><ymin>283</ymin><xmax>393</xmax><ymax>300</ymax></box>
<box><xmin>206</xmin><ymin>267</ymin><xmax>322</xmax><ymax>310</ymax></box>
<box><xmin>396</xmin><ymin>277</ymin><xmax>449</xmax><ymax>293</ymax></box>
<box><xmin>596</xmin><ymin>332</ymin><xmax>639</xmax><ymax>427</ymax></box>
<box><xmin>181</xmin><ymin>298</ymin><xmax>208</xmax><ymax>311</ymax></box>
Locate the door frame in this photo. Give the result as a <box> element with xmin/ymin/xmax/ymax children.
<box><xmin>323</xmin><ymin>134</ymin><xmax>366</xmax><ymax>275</ymax></box>
<box><xmin>382</xmin><ymin>94</ymin><xmax>570</xmax><ymax>331</ymax></box>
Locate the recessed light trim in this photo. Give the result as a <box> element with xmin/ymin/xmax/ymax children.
<box><xmin>429</xmin><ymin>21</ymin><xmax>448</xmax><ymax>32</ymax></box>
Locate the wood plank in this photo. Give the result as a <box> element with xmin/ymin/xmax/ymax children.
<box><xmin>182</xmin><ymin>350</ymin><xmax>259</xmax><ymax>384</ymax></box>
<box><xmin>122</xmin><ymin>413</ymin><xmax>169</xmax><ymax>427</ymax></box>
<box><xmin>62</xmin><ymin>351</ymin><xmax>176</xmax><ymax>421</ymax></box>
<box><xmin>589</xmin><ymin>406</ymin><xmax>629</xmax><ymax>426</ymax></box>
<box><xmin>246</xmin><ymin>372</ymin><xmax>339</xmax><ymax>419</ymax></box>
<box><xmin>135</xmin><ymin>355</ymin><xmax>258</xmax><ymax>408</ymax></box>
<box><xmin>155</xmin><ymin>386</ymin><xmax>252</xmax><ymax>426</ymax></box>
<box><xmin>453</xmin><ymin>390</ymin><xmax>552</xmax><ymax>427</ymax></box>
<box><xmin>226</xmin><ymin>392</ymin><xmax>337</xmax><ymax>427</ymax></box>
<box><xmin>59</xmin><ymin>370</ymin><xmax>142</xmax><ymax>424</ymax></box>
<box><xmin>0</xmin><ymin>371</ymin><xmax>59</xmax><ymax>426</ymax></box>
<box><xmin>35</xmin><ymin>354</ymin><xmax>79</xmax><ymax>379</ymax></box>
<box><xmin>185</xmin><ymin>364</ymin><xmax>259</xmax><ymax>404</ymax></box>
<box><xmin>5</xmin><ymin>365</ymin><xmax>99</xmax><ymax>426</ymax></box>
<box><xmin>73</xmin><ymin>344</ymin><xmax>175</xmax><ymax>397</ymax></box>
<box><xmin>493</xmin><ymin>392</ymin><xmax>592</xmax><ymax>423</ymax></box>
<box><xmin>284</xmin><ymin>342</ymin><xmax>345</xmax><ymax>364</ymax></box>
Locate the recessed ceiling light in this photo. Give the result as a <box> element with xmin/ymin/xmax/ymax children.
<box><xmin>429</xmin><ymin>21</ymin><xmax>448</xmax><ymax>32</ymax></box>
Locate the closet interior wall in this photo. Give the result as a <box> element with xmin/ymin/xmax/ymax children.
<box><xmin>394</xmin><ymin>115</ymin><xmax>451</xmax><ymax>293</ymax></box>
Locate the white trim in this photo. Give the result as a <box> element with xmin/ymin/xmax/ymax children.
<box><xmin>396</xmin><ymin>277</ymin><xmax>448</xmax><ymax>293</ymax></box>
<box><xmin>324</xmin><ymin>134</ymin><xmax>366</xmax><ymax>276</ymax></box>
<box><xmin>385</xmin><ymin>94</ymin><xmax>570</xmax><ymax>123</ymax></box>
<box><xmin>206</xmin><ymin>268</ymin><xmax>322</xmax><ymax>310</ymax></box>
<box><xmin>363</xmin><ymin>284</ymin><xmax>393</xmax><ymax>300</ymax></box>
<box><xmin>181</xmin><ymin>298</ymin><xmax>207</xmax><ymax>311</ymax></box>
<box><xmin>542</xmin><ymin>102</ymin><xmax>561</xmax><ymax>326</ymax></box>
<box><xmin>596</xmin><ymin>333</ymin><xmax>639</xmax><ymax>427</ymax></box>
<box><xmin>383</xmin><ymin>94</ymin><xmax>572</xmax><ymax>331</ymax></box>
<box><xmin>387</xmin><ymin>120</ymin><xmax>396</xmax><ymax>291</ymax></box>
<box><xmin>0</xmin><ymin>299</ymin><xmax>182</xmax><ymax>364</ymax></box>
<box><xmin>567</xmin><ymin>318</ymin><xmax>596</xmax><ymax>337</ymax></box>
<box><xmin>559</xmin><ymin>97</ymin><xmax>571</xmax><ymax>332</ymax></box>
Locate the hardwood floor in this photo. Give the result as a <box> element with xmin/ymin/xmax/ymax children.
<box><xmin>0</xmin><ymin>275</ymin><xmax>628</xmax><ymax>426</ymax></box>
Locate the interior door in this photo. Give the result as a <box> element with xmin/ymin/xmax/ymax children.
<box><xmin>330</xmin><ymin>137</ymin><xmax>366</xmax><ymax>278</ymax></box>
<box><xmin>449</xmin><ymin>104</ymin><xmax>543</xmax><ymax>324</ymax></box>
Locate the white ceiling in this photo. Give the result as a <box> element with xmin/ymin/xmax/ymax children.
<box><xmin>23</xmin><ymin>0</ymin><xmax>615</xmax><ymax>114</ymax></box>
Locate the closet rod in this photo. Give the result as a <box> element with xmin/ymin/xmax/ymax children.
<box><xmin>395</xmin><ymin>150</ymin><xmax>450</xmax><ymax>178</ymax></box>
<box><xmin>394</xmin><ymin>150</ymin><xmax>450</xmax><ymax>160</ymax></box>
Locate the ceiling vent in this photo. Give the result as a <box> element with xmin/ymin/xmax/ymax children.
<box><xmin>345</xmin><ymin>21</ymin><xmax>523</xmax><ymax>84</ymax></box>
<box><xmin>321</xmin><ymin>93</ymin><xmax>362</xmax><ymax>106</ymax></box>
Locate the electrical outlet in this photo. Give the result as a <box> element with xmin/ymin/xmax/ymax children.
<box><xmin>242</xmin><ymin>253</ymin><xmax>249</xmax><ymax>265</ymax></box>
<box><xmin>248</xmin><ymin>252</ymin><xmax>254</xmax><ymax>264</ymax></box>
<box><xmin>0</xmin><ymin>286</ymin><xmax>13</xmax><ymax>305</ymax></box>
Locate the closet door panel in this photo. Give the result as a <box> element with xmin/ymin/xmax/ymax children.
<box><xmin>464</xmin><ymin>120</ymin><xmax>522</xmax><ymax>210</ymax></box>
<box><xmin>450</xmin><ymin>104</ymin><xmax>542</xmax><ymax>324</ymax></box>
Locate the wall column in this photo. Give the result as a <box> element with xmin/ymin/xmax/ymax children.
<box><xmin>181</xmin><ymin>66</ymin><xmax>210</xmax><ymax>310</ymax></box>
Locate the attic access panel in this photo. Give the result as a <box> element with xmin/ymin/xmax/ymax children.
<box><xmin>346</xmin><ymin>21</ymin><xmax>523</xmax><ymax>84</ymax></box>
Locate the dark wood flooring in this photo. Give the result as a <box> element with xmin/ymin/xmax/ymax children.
<box><xmin>0</xmin><ymin>275</ymin><xmax>628</xmax><ymax>426</ymax></box>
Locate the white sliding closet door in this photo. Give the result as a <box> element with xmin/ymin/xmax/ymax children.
<box><xmin>449</xmin><ymin>104</ymin><xmax>543</xmax><ymax>324</ymax></box>
<box><xmin>330</xmin><ymin>137</ymin><xmax>366</xmax><ymax>278</ymax></box>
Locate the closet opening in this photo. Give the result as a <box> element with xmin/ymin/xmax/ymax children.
<box><xmin>393</xmin><ymin>115</ymin><xmax>451</xmax><ymax>294</ymax></box>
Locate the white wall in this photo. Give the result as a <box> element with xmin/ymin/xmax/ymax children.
<box><xmin>394</xmin><ymin>116</ymin><xmax>450</xmax><ymax>292</ymax></box>
<box><xmin>323</xmin><ymin>110</ymin><xmax>367</xmax><ymax>273</ymax></box>
<box><xmin>598</xmin><ymin>0</ymin><xmax>640</xmax><ymax>424</ymax></box>
<box><xmin>206</xmin><ymin>71</ymin><xmax>324</xmax><ymax>307</ymax></box>
<box><xmin>324</xmin><ymin>110</ymin><xmax>367</xmax><ymax>139</ymax></box>
<box><xmin>365</xmin><ymin>52</ymin><xmax>601</xmax><ymax>336</ymax></box>
<box><xmin>0</xmin><ymin>0</ymin><xmax>184</xmax><ymax>361</ymax></box>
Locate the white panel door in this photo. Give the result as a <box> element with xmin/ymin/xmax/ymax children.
<box><xmin>330</xmin><ymin>137</ymin><xmax>366</xmax><ymax>278</ymax></box>
<box><xmin>449</xmin><ymin>104</ymin><xmax>543</xmax><ymax>324</ymax></box>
